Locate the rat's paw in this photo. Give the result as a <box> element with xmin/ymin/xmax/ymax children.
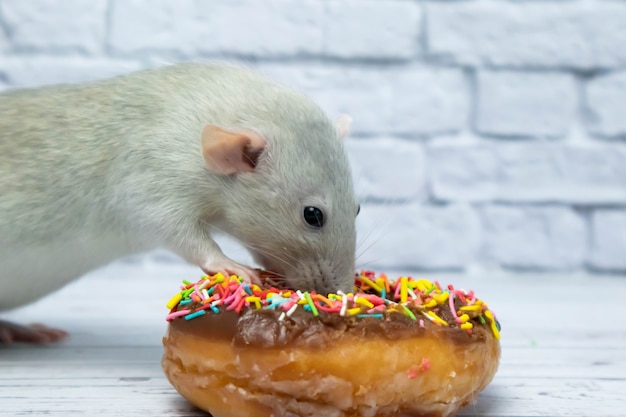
<box><xmin>0</xmin><ymin>320</ymin><xmax>68</xmax><ymax>345</ymax></box>
<box><xmin>201</xmin><ymin>259</ymin><xmax>261</xmax><ymax>286</ymax></box>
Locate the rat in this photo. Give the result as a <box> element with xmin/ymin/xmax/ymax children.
<box><xmin>0</xmin><ymin>62</ymin><xmax>359</xmax><ymax>344</ymax></box>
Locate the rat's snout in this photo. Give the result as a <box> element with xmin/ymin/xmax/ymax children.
<box><xmin>319</xmin><ymin>276</ymin><xmax>355</xmax><ymax>296</ymax></box>
<box><xmin>284</xmin><ymin>259</ymin><xmax>355</xmax><ymax>295</ymax></box>
<box><xmin>251</xmin><ymin>251</ymin><xmax>354</xmax><ymax>295</ymax></box>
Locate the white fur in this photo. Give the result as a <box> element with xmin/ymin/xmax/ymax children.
<box><xmin>0</xmin><ymin>233</ymin><xmax>148</xmax><ymax>309</ymax></box>
<box><xmin>0</xmin><ymin>62</ymin><xmax>358</xmax><ymax>311</ymax></box>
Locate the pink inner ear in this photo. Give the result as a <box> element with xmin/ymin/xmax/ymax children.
<box><xmin>243</xmin><ymin>132</ymin><xmax>266</xmax><ymax>168</ymax></box>
<box><xmin>243</xmin><ymin>142</ymin><xmax>262</xmax><ymax>169</ymax></box>
<box><xmin>201</xmin><ymin>125</ymin><xmax>266</xmax><ymax>175</ymax></box>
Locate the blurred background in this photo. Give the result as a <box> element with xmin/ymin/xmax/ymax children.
<box><xmin>1</xmin><ymin>0</ymin><xmax>624</xmax><ymax>276</ymax></box>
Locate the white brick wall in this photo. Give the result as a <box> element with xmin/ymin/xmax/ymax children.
<box><xmin>480</xmin><ymin>206</ymin><xmax>586</xmax><ymax>270</ymax></box>
<box><xmin>586</xmin><ymin>71</ymin><xmax>626</xmax><ymax>138</ymax></box>
<box><xmin>257</xmin><ymin>64</ymin><xmax>468</xmax><ymax>135</ymax></box>
<box><xmin>346</xmin><ymin>138</ymin><xmax>426</xmax><ymax>202</ymax></box>
<box><xmin>426</xmin><ymin>1</ymin><xmax>626</xmax><ymax>70</ymax></box>
<box><xmin>589</xmin><ymin>210</ymin><xmax>626</xmax><ymax>271</ymax></box>
<box><xmin>356</xmin><ymin>203</ymin><xmax>481</xmax><ymax>270</ymax></box>
<box><xmin>428</xmin><ymin>140</ymin><xmax>626</xmax><ymax>204</ymax></box>
<box><xmin>1</xmin><ymin>0</ymin><xmax>624</xmax><ymax>275</ymax></box>
<box><xmin>325</xmin><ymin>0</ymin><xmax>421</xmax><ymax>59</ymax></box>
<box><xmin>476</xmin><ymin>71</ymin><xmax>578</xmax><ymax>138</ymax></box>
<box><xmin>1</xmin><ymin>0</ymin><xmax>107</xmax><ymax>54</ymax></box>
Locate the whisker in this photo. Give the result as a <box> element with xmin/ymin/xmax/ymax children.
<box><xmin>197</xmin><ymin>218</ymin><xmax>300</xmax><ymax>273</ymax></box>
<box><xmin>355</xmin><ymin>195</ymin><xmax>395</xmax><ymax>249</ymax></box>
<box><xmin>355</xmin><ymin>256</ymin><xmax>387</xmax><ymax>271</ymax></box>
<box><xmin>245</xmin><ymin>241</ymin><xmax>300</xmax><ymax>271</ymax></box>
<box><xmin>355</xmin><ymin>197</ymin><xmax>397</xmax><ymax>264</ymax></box>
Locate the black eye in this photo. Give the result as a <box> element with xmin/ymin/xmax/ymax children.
<box><xmin>356</xmin><ymin>204</ymin><xmax>361</xmax><ymax>216</ymax></box>
<box><xmin>303</xmin><ymin>206</ymin><xmax>324</xmax><ymax>228</ymax></box>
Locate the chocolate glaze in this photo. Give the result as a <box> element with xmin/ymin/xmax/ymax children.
<box><xmin>169</xmin><ymin>302</ymin><xmax>490</xmax><ymax>349</ymax></box>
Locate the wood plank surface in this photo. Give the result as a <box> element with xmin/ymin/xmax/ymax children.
<box><xmin>1</xmin><ymin>262</ymin><xmax>625</xmax><ymax>416</ymax></box>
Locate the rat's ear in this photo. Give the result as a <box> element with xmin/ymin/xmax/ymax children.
<box><xmin>201</xmin><ymin>125</ymin><xmax>266</xmax><ymax>175</ymax></box>
<box><xmin>335</xmin><ymin>114</ymin><xmax>352</xmax><ymax>140</ymax></box>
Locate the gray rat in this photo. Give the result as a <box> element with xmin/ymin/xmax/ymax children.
<box><xmin>0</xmin><ymin>62</ymin><xmax>359</xmax><ymax>343</ymax></box>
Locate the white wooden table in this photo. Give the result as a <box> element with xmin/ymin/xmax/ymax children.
<box><xmin>1</xmin><ymin>261</ymin><xmax>625</xmax><ymax>416</ymax></box>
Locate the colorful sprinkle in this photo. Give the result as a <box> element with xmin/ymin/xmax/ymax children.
<box><xmin>407</xmin><ymin>358</ymin><xmax>431</xmax><ymax>379</ymax></box>
<box><xmin>356</xmin><ymin>297</ymin><xmax>375</xmax><ymax>309</ymax></box>
<box><xmin>401</xmin><ymin>305</ymin><xmax>416</xmax><ymax>320</ymax></box>
<box><xmin>286</xmin><ymin>304</ymin><xmax>298</xmax><ymax>317</ymax></box>
<box><xmin>357</xmin><ymin>313</ymin><xmax>384</xmax><ymax>319</ymax></box>
<box><xmin>448</xmin><ymin>293</ymin><xmax>459</xmax><ymax>321</ymax></box>
<box><xmin>304</xmin><ymin>292</ymin><xmax>319</xmax><ymax>317</ymax></box>
<box><xmin>484</xmin><ymin>310</ymin><xmax>501</xmax><ymax>340</ymax></box>
<box><xmin>347</xmin><ymin>307</ymin><xmax>362</xmax><ymax>316</ymax></box>
<box><xmin>164</xmin><ymin>271</ymin><xmax>501</xmax><ymax>339</ymax></box>
<box><xmin>245</xmin><ymin>296</ymin><xmax>261</xmax><ymax>309</ymax></box>
<box><xmin>400</xmin><ymin>277</ymin><xmax>408</xmax><ymax>304</ymax></box>
<box><xmin>166</xmin><ymin>309</ymin><xmax>191</xmax><ymax>321</ymax></box>
<box><xmin>184</xmin><ymin>310</ymin><xmax>206</xmax><ymax>320</ymax></box>
<box><xmin>425</xmin><ymin>311</ymin><xmax>449</xmax><ymax>327</ymax></box>
<box><xmin>166</xmin><ymin>293</ymin><xmax>183</xmax><ymax>309</ymax></box>
<box><xmin>360</xmin><ymin>277</ymin><xmax>383</xmax><ymax>294</ymax></box>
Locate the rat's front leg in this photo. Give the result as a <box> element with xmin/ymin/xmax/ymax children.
<box><xmin>201</xmin><ymin>252</ymin><xmax>261</xmax><ymax>285</ymax></box>
<box><xmin>174</xmin><ymin>233</ymin><xmax>261</xmax><ymax>285</ymax></box>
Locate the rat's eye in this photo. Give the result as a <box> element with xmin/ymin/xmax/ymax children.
<box><xmin>303</xmin><ymin>206</ymin><xmax>324</xmax><ymax>228</ymax></box>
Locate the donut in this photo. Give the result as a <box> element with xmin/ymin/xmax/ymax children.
<box><xmin>161</xmin><ymin>271</ymin><xmax>501</xmax><ymax>417</ymax></box>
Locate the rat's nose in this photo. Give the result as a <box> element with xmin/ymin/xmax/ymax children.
<box><xmin>332</xmin><ymin>279</ymin><xmax>354</xmax><ymax>295</ymax></box>
<box><xmin>314</xmin><ymin>275</ymin><xmax>353</xmax><ymax>296</ymax></box>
